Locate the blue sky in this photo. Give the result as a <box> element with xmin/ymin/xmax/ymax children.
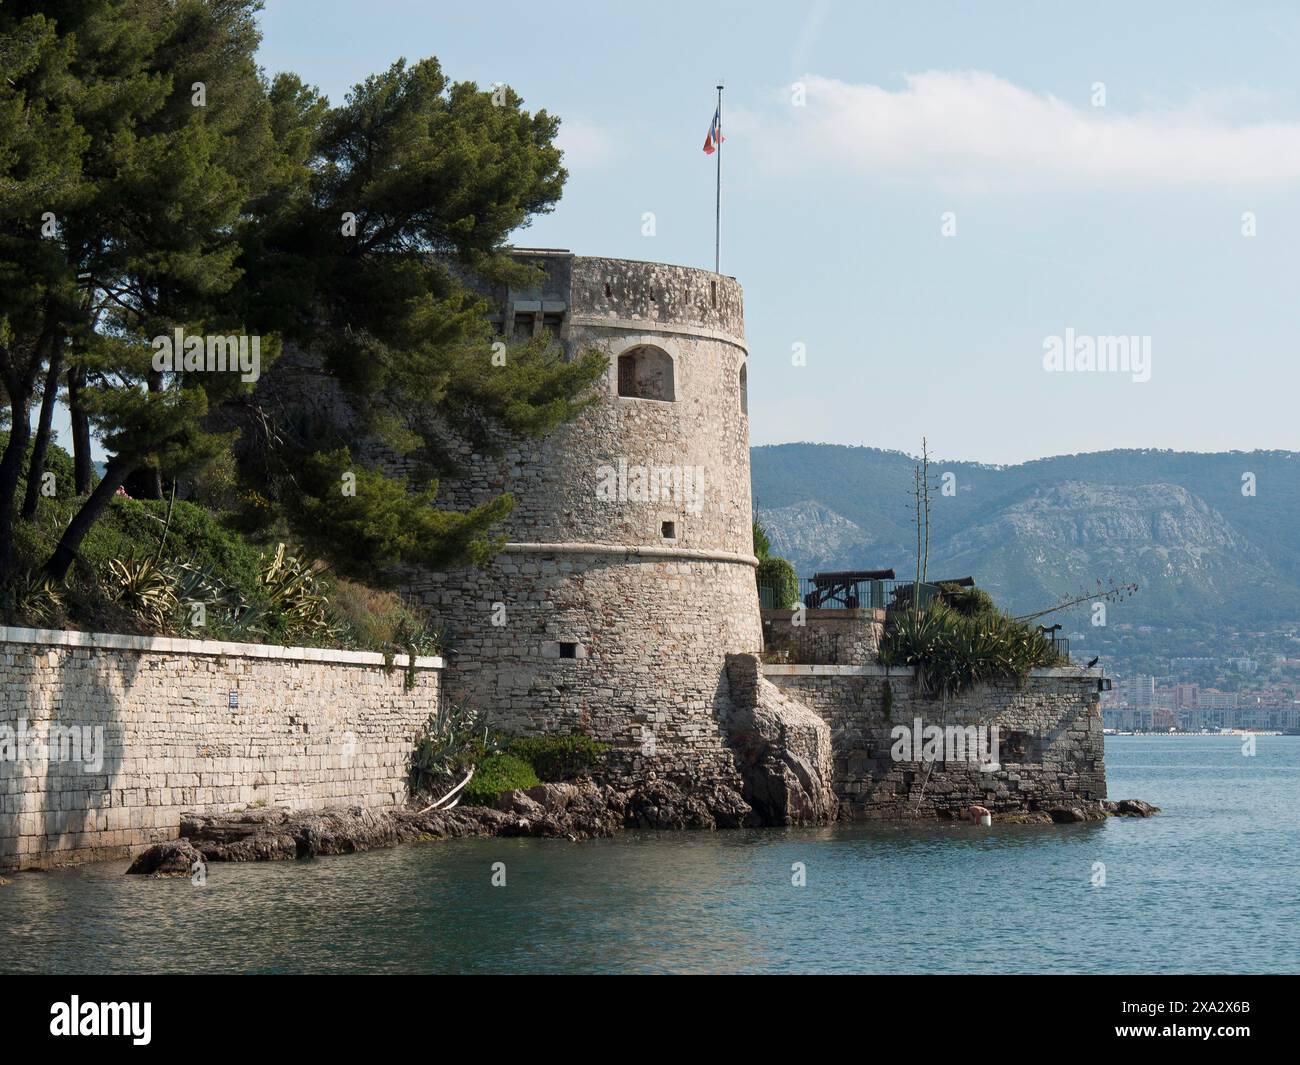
<box><xmin>245</xmin><ymin>0</ymin><xmax>1300</xmax><ymax>464</ymax></box>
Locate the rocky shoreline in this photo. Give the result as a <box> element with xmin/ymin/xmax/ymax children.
<box><xmin>123</xmin><ymin>782</ymin><xmax>1160</xmax><ymax>876</ymax></box>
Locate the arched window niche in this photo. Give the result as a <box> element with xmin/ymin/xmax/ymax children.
<box><xmin>739</xmin><ymin>362</ymin><xmax>748</xmax><ymax>415</ymax></box>
<box><xmin>616</xmin><ymin>345</ymin><xmax>675</xmax><ymax>402</ymax></box>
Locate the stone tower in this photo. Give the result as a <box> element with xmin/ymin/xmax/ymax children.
<box><xmin>408</xmin><ymin>250</ymin><xmax>772</xmax><ymax>789</ymax></box>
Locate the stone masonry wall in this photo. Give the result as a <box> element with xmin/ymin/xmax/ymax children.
<box><xmin>764</xmin><ymin>665</ymin><xmax>1106</xmax><ymax>820</ymax></box>
<box><xmin>0</xmin><ymin>627</ymin><xmax>441</xmax><ymax>871</ymax></box>
<box><xmin>761</xmin><ymin>609</ymin><xmax>884</xmax><ymax>665</ymax></box>
<box><xmin>414</xmin><ymin>552</ymin><xmax>763</xmax><ymax>789</ymax></box>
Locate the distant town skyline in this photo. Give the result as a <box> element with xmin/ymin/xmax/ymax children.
<box><xmin>243</xmin><ymin>2</ymin><xmax>1292</xmax><ymax>464</ymax></box>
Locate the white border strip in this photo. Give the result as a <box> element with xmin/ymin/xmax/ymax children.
<box><xmin>0</xmin><ymin>626</ymin><xmax>443</xmax><ymax>669</ymax></box>
<box><xmin>762</xmin><ymin>663</ymin><xmax>1103</xmax><ymax>679</ymax></box>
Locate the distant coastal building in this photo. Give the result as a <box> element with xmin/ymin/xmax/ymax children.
<box><xmin>1116</xmin><ymin>674</ymin><xmax>1156</xmax><ymax>707</ymax></box>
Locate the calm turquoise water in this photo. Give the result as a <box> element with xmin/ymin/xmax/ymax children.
<box><xmin>2</xmin><ymin>736</ymin><xmax>1298</xmax><ymax>974</ymax></box>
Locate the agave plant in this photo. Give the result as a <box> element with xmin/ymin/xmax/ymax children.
<box><xmin>106</xmin><ymin>555</ymin><xmax>178</xmax><ymax>630</ymax></box>
<box><xmin>15</xmin><ymin>571</ymin><xmax>66</xmax><ymax>627</ymax></box>
<box><xmin>882</xmin><ymin>600</ymin><xmax>1064</xmax><ymax>699</ymax></box>
<box><xmin>260</xmin><ymin>543</ymin><xmax>336</xmax><ymax>640</ymax></box>
<box><xmin>408</xmin><ymin>699</ymin><xmax>494</xmax><ymax>798</ymax></box>
<box><xmin>168</xmin><ymin>559</ymin><xmax>266</xmax><ymax>637</ymax></box>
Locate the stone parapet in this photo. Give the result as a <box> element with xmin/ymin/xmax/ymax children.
<box><xmin>0</xmin><ymin>628</ymin><xmax>440</xmax><ymax>871</ymax></box>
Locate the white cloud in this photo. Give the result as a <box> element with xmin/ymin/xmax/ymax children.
<box><xmin>555</xmin><ymin>117</ymin><xmax>617</xmax><ymax>171</ymax></box>
<box><xmin>765</xmin><ymin>71</ymin><xmax>1300</xmax><ymax>187</ymax></box>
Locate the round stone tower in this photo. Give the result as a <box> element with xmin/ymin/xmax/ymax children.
<box><xmin>410</xmin><ymin>250</ymin><xmax>762</xmax><ymax>786</ymax></box>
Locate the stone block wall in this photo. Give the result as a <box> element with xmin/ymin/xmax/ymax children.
<box><xmin>0</xmin><ymin>627</ymin><xmax>441</xmax><ymax>871</ymax></box>
<box><xmin>764</xmin><ymin>664</ymin><xmax>1106</xmax><ymax>819</ymax></box>
<box><xmin>414</xmin><ymin>552</ymin><xmax>763</xmax><ymax>788</ymax></box>
<box><xmin>761</xmin><ymin>609</ymin><xmax>884</xmax><ymax>665</ymax></box>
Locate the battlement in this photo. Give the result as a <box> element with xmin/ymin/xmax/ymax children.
<box><xmin>487</xmin><ymin>250</ymin><xmax>745</xmax><ymax>347</ymax></box>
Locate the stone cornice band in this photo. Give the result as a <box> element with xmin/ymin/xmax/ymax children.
<box><xmin>501</xmin><ymin>542</ymin><xmax>759</xmax><ymax>566</ymax></box>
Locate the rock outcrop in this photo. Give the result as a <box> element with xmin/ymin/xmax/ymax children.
<box><xmin>163</xmin><ymin>778</ymin><xmax>756</xmax><ymax>867</ymax></box>
<box><xmin>1104</xmin><ymin>798</ymin><xmax>1161</xmax><ymax>817</ymax></box>
<box><xmin>723</xmin><ymin>654</ymin><xmax>838</xmax><ymax>825</ymax></box>
<box><xmin>126</xmin><ymin>838</ymin><xmax>207</xmax><ymax>876</ymax></box>
<box><xmin>946</xmin><ymin>798</ymin><xmax>1161</xmax><ymax>824</ymax></box>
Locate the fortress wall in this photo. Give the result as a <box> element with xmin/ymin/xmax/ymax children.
<box><xmin>762</xmin><ymin>609</ymin><xmax>885</xmax><ymax>665</ymax></box>
<box><xmin>427</xmin><ymin>329</ymin><xmax>752</xmax><ymax>552</ymax></box>
<box><xmin>568</xmin><ymin>256</ymin><xmax>744</xmax><ymax>337</ymax></box>
<box><xmin>0</xmin><ymin>628</ymin><xmax>439</xmax><ymax>871</ymax></box>
<box><xmin>411</xmin><ymin>553</ymin><xmax>763</xmax><ymax>787</ymax></box>
<box><xmin>763</xmin><ymin>666</ymin><xmax>1106</xmax><ymax>819</ymax></box>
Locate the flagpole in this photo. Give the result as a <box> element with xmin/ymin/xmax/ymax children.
<box><xmin>715</xmin><ymin>83</ymin><xmax>723</xmax><ymax>274</ymax></box>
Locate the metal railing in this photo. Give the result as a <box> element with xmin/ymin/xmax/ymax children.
<box><xmin>758</xmin><ymin>578</ymin><xmax>944</xmax><ymax>611</ymax></box>
<box><xmin>1044</xmin><ymin>633</ymin><xmax>1070</xmax><ymax>661</ymax></box>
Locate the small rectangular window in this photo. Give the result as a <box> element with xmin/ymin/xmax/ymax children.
<box><xmin>559</xmin><ymin>641</ymin><xmax>578</xmax><ymax>659</ymax></box>
<box><xmin>661</xmin><ymin>521</ymin><xmax>676</xmax><ymax>539</ymax></box>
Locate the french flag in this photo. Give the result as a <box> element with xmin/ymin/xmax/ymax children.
<box><xmin>703</xmin><ymin>107</ymin><xmax>724</xmax><ymax>154</ymax></box>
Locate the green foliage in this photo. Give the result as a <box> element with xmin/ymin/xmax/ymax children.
<box><xmin>0</xmin><ymin>431</ymin><xmax>80</xmax><ymax>501</ymax></box>
<box><xmin>408</xmin><ymin>699</ymin><xmax>491</xmax><ymax>799</ymax></box>
<box><xmin>230</xmin><ymin>56</ymin><xmax>608</xmax><ymax>579</ymax></box>
<box><xmin>2</xmin><ymin>8</ymin><xmax>604</xmax><ymax>586</ymax></box>
<box><xmin>939</xmin><ymin>583</ymin><xmax>999</xmax><ymax>618</ymax></box>
<box><xmin>283</xmin><ymin>449</ymin><xmax>514</xmax><ymax>584</ymax></box>
<box><xmin>4</xmin><ymin>487</ymin><xmax>419</xmax><ymax>650</ymax></box>
<box><xmin>97</xmin><ymin>496</ymin><xmax>262</xmax><ymax>592</ymax></box>
<box><xmin>752</xmin><ymin>520</ymin><xmax>771</xmax><ymax>561</ymax></box>
<box><xmin>504</xmin><ymin>734</ymin><xmax>607</xmax><ymax>782</ymax></box>
<box><xmin>757</xmin><ymin>556</ymin><xmax>799</xmax><ymax>610</ymax></box>
<box><xmin>463</xmin><ymin>752</ymin><xmax>539</xmax><ymax>805</ymax></box>
<box><xmin>880</xmin><ymin>601</ymin><xmax>1064</xmax><ymax>699</ymax></box>
<box><xmin>0</xmin><ymin>0</ymin><xmax>297</xmax><ymax>581</ymax></box>
<box><xmin>259</xmin><ymin>543</ymin><xmax>335</xmax><ymax>642</ymax></box>
<box><xmin>105</xmin><ymin>555</ymin><xmax>177</xmax><ymax>630</ymax></box>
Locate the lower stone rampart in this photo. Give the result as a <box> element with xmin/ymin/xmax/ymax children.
<box><xmin>763</xmin><ymin>664</ymin><xmax>1107</xmax><ymax>820</ymax></box>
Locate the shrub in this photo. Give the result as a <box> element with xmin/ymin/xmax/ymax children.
<box><xmin>756</xmin><ymin>556</ymin><xmax>798</xmax><ymax>610</ymax></box>
<box><xmin>0</xmin><ymin>433</ymin><xmax>82</xmax><ymax>502</ymax></box>
<box><xmin>103</xmin><ymin>499</ymin><xmax>263</xmax><ymax>596</ymax></box>
<box><xmin>408</xmin><ymin>700</ymin><xmax>491</xmax><ymax>799</ymax></box>
<box><xmin>463</xmin><ymin>752</ymin><xmax>539</xmax><ymax>805</ymax></box>
<box><xmin>504</xmin><ymin>734</ymin><xmax>607</xmax><ymax>781</ymax></box>
<box><xmin>939</xmin><ymin>583</ymin><xmax>999</xmax><ymax>618</ymax></box>
<box><xmin>259</xmin><ymin>543</ymin><xmax>336</xmax><ymax>642</ymax></box>
<box><xmin>880</xmin><ymin>601</ymin><xmax>1063</xmax><ymax>698</ymax></box>
<box><xmin>328</xmin><ymin>577</ymin><xmax>438</xmax><ymax>653</ymax></box>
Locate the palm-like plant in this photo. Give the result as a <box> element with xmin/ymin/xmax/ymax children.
<box><xmin>106</xmin><ymin>555</ymin><xmax>179</xmax><ymax>630</ymax></box>
<box><xmin>881</xmin><ymin>601</ymin><xmax>1064</xmax><ymax>698</ymax></box>
<box><xmin>260</xmin><ymin>543</ymin><xmax>336</xmax><ymax>641</ymax></box>
<box><xmin>16</xmin><ymin>571</ymin><xmax>66</xmax><ymax>627</ymax></box>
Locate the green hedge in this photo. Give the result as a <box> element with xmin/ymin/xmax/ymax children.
<box><xmin>756</xmin><ymin>556</ymin><xmax>799</xmax><ymax>609</ymax></box>
<box><xmin>463</xmin><ymin>752</ymin><xmax>540</xmax><ymax>805</ymax></box>
<box><xmin>504</xmin><ymin>734</ymin><xmax>607</xmax><ymax>781</ymax></box>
